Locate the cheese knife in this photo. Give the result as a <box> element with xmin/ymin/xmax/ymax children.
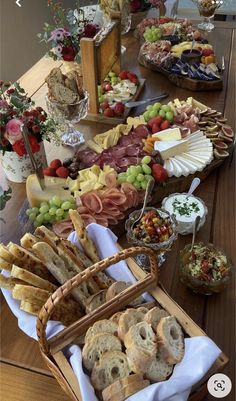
<box><xmin>21</xmin><ymin>125</ymin><xmax>45</xmax><ymax>191</ymax></box>
<box><xmin>125</xmin><ymin>93</ymin><xmax>169</xmax><ymax>108</ymax></box>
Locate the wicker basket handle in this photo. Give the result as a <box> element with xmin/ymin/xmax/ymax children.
<box><xmin>37</xmin><ymin>246</ymin><xmax>158</xmax><ymax>355</ymax></box>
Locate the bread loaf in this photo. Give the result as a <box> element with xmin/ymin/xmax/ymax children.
<box><xmin>144</xmin><ymin>307</ymin><xmax>169</xmax><ymax>331</ymax></box>
<box><xmin>82</xmin><ymin>333</ymin><xmax>122</xmax><ymax>371</ymax></box>
<box><xmin>156</xmin><ymin>316</ymin><xmax>184</xmax><ymax>364</ymax></box>
<box><xmin>144</xmin><ymin>353</ymin><xmax>173</xmax><ymax>382</ymax></box>
<box><xmin>102</xmin><ymin>374</ymin><xmax>143</xmax><ymax>401</ymax></box>
<box><xmin>85</xmin><ymin>319</ymin><xmax>118</xmax><ymax>343</ymax></box>
<box><xmin>118</xmin><ymin>308</ymin><xmax>147</xmax><ymax>341</ymax></box>
<box><xmin>91</xmin><ymin>351</ymin><xmax>130</xmax><ymax>391</ymax></box>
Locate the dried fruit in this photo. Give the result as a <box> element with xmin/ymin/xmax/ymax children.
<box><xmin>214</xmin><ymin>148</ymin><xmax>229</xmax><ymax>159</ymax></box>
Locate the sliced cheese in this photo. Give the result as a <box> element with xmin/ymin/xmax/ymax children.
<box><xmin>174</xmin><ymin>155</ymin><xmax>198</xmax><ymax>174</ymax></box>
<box><xmin>172</xmin><ymin>158</ymin><xmax>190</xmax><ymax>177</ymax></box>
<box><xmin>154</xmin><ymin>140</ymin><xmax>188</xmax><ymax>160</ymax></box>
<box><xmin>153</xmin><ymin>128</ymin><xmax>182</xmax><ymax>141</ymax></box>
<box><xmin>26</xmin><ymin>175</ymin><xmax>72</xmax><ymax>207</ymax></box>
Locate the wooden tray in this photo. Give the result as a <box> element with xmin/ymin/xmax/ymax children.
<box><xmin>138</xmin><ymin>52</ymin><xmax>223</xmax><ymax>92</ymax></box>
<box><xmin>36</xmin><ymin>247</ymin><xmax>228</xmax><ymax>401</ymax></box>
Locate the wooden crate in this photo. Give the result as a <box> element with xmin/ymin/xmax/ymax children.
<box><xmin>36</xmin><ymin>247</ymin><xmax>228</xmax><ymax>401</ymax></box>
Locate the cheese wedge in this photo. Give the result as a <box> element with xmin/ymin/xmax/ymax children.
<box><xmin>153</xmin><ymin>128</ymin><xmax>182</xmax><ymax>141</ymax></box>
<box><xmin>154</xmin><ymin>140</ymin><xmax>188</xmax><ymax>160</ymax></box>
<box><xmin>26</xmin><ymin>175</ymin><xmax>73</xmax><ymax>207</ymax></box>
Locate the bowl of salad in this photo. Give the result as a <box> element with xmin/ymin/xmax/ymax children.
<box><xmin>179</xmin><ymin>242</ymin><xmax>232</xmax><ymax>295</ymax></box>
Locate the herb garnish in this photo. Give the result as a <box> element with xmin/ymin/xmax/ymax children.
<box><xmin>172</xmin><ymin>197</ymin><xmax>200</xmax><ymax>217</ymax></box>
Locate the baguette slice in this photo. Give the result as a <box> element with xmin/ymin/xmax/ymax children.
<box><xmin>85</xmin><ymin>319</ymin><xmax>118</xmax><ymax>343</ymax></box>
<box><xmin>103</xmin><ymin>379</ymin><xmax>150</xmax><ymax>401</ymax></box>
<box><xmin>82</xmin><ymin>333</ymin><xmax>122</xmax><ymax>371</ymax></box>
<box><xmin>144</xmin><ymin>353</ymin><xmax>173</xmax><ymax>382</ymax></box>
<box><xmin>156</xmin><ymin>316</ymin><xmax>185</xmax><ymax>364</ymax></box>
<box><xmin>110</xmin><ymin>311</ymin><xmax>123</xmax><ymax>325</ymax></box>
<box><xmin>102</xmin><ymin>374</ymin><xmax>143</xmax><ymax>401</ymax></box>
<box><xmin>118</xmin><ymin>308</ymin><xmax>147</xmax><ymax>341</ymax></box>
<box><xmin>11</xmin><ymin>265</ymin><xmax>57</xmax><ymax>292</ymax></box>
<box><xmin>106</xmin><ymin>281</ymin><xmax>144</xmax><ymax>307</ymax></box>
<box><xmin>91</xmin><ymin>351</ymin><xmax>130</xmax><ymax>391</ymax></box>
<box><xmin>85</xmin><ymin>290</ymin><xmax>107</xmax><ymax>314</ymax></box>
<box><xmin>124</xmin><ymin>321</ymin><xmax>156</xmax><ymax>356</ymax></box>
<box><xmin>144</xmin><ymin>307</ymin><xmax>169</xmax><ymax>332</ymax></box>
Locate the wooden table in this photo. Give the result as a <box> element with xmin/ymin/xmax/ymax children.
<box><xmin>0</xmin><ymin>22</ymin><xmax>235</xmax><ymax>401</ymax></box>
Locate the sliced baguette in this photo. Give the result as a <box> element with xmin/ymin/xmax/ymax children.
<box><xmin>144</xmin><ymin>307</ymin><xmax>170</xmax><ymax>331</ymax></box>
<box><xmin>91</xmin><ymin>351</ymin><xmax>130</xmax><ymax>391</ymax></box>
<box><xmin>102</xmin><ymin>374</ymin><xmax>143</xmax><ymax>401</ymax></box>
<box><xmin>118</xmin><ymin>308</ymin><xmax>147</xmax><ymax>341</ymax></box>
<box><xmin>156</xmin><ymin>316</ymin><xmax>185</xmax><ymax>364</ymax></box>
<box><xmin>82</xmin><ymin>333</ymin><xmax>122</xmax><ymax>371</ymax></box>
<box><xmin>106</xmin><ymin>281</ymin><xmax>144</xmax><ymax>307</ymax></box>
<box><xmin>103</xmin><ymin>379</ymin><xmax>150</xmax><ymax>401</ymax></box>
<box><xmin>144</xmin><ymin>353</ymin><xmax>173</xmax><ymax>382</ymax></box>
<box><xmin>124</xmin><ymin>321</ymin><xmax>156</xmax><ymax>356</ymax></box>
<box><xmin>85</xmin><ymin>290</ymin><xmax>107</xmax><ymax>314</ymax></box>
<box><xmin>11</xmin><ymin>265</ymin><xmax>57</xmax><ymax>292</ymax></box>
<box><xmin>85</xmin><ymin>319</ymin><xmax>118</xmax><ymax>343</ymax></box>
<box><xmin>110</xmin><ymin>311</ymin><xmax>123</xmax><ymax>325</ymax></box>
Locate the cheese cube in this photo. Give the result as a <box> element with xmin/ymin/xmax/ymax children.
<box><xmin>153</xmin><ymin>128</ymin><xmax>182</xmax><ymax>141</ymax></box>
<box><xmin>154</xmin><ymin>140</ymin><xmax>188</xmax><ymax>160</ymax></box>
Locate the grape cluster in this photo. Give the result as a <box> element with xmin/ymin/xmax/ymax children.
<box><xmin>26</xmin><ymin>196</ymin><xmax>76</xmax><ymax>228</ymax></box>
<box><xmin>143</xmin><ymin>102</ymin><xmax>174</xmax><ymax>123</ymax></box>
<box><xmin>117</xmin><ymin>156</ymin><xmax>153</xmax><ymax>190</ymax></box>
<box><xmin>143</xmin><ymin>26</ymin><xmax>162</xmax><ymax>43</ymax></box>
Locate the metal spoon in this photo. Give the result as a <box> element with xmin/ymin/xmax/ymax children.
<box><xmin>131</xmin><ymin>177</ymin><xmax>155</xmax><ymax>230</ymax></box>
<box><xmin>190</xmin><ymin>39</ymin><xmax>195</xmax><ymax>53</ymax></box>
<box><xmin>190</xmin><ymin>215</ymin><xmax>201</xmax><ymax>252</ymax></box>
<box><xmin>186</xmin><ymin>177</ymin><xmax>201</xmax><ymax>199</ymax></box>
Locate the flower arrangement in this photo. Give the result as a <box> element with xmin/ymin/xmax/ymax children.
<box><xmin>129</xmin><ymin>0</ymin><xmax>165</xmax><ymax>13</ymax></box>
<box><xmin>0</xmin><ymin>81</ymin><xmax>59</xmax><ymax>156</ymax></box>
<box><xmin>38</xmin><ymin>1</ymin><xmax>100</xmax><ymax>62</ymax></box>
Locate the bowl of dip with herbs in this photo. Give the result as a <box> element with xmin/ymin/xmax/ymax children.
<box><xmin>162</xmin><ymin>193</ymin><xmax>208</xmax><ymax>235</ymax></box>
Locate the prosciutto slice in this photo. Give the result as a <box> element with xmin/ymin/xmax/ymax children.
<box><xmin>81</xmin><ymin>191</ymin><xmax>103</xmax><ymax>214</ymax></box>
<box><xmin>52</xmin><ymin>219</ymin><xmax>74</xmax><ymax>238</ymax></box>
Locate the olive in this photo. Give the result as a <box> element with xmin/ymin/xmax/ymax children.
<box><xmin>69</xmin><ymin>171</ymin><xmax>79</xmax><ymax>179</ymax></box>
<box><xmin>68</xmin><ymin>162</ymin><xmax>80</xmax><ymax>172</ymax></box>
<box><xmin>63</xmin><ymin>157</ymin><xmax>73</xmax><ymax>167</ymax></box>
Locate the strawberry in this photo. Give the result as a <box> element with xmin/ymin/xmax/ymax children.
<box><xmin>43</xmin><ymin>167</ymin><xmax>56</xmax><ymax>177</ymax></box>
<box><xmin>148</xmin><ymin>116</ymin><xmax>163</xmax><ymax>129</ymax></box>
<box><xmin>202</xmin><ymin>48</ymin><xmax>214</xmax><ymax>57</ymax></box>
<box><xmin>152</xmin><ymin>123</ymin><xmax>161</xmax><ymax>134</ymax></box>
<box><xmin>114</xmin><ymin>102</ymin><xmax>125</xmax><ymax>116</ymax></box>
<box><xmin>56</xmin><ymin>166</ymin><xmax>69</xmax><ymax>178</ymax></box>
<box><xmin>100</xmin><ymin>101</ymin><xmax>109</xmax><ymax>111</ymax></box>
<box><xmin>151</xmin><ymin>164</ymin><xmax>168</xmax><ymax>183</ymax></box>
<box><xmin>50</xmin><ymin>159</ymin><xmax>62</xmax><ymax>169</ymax></box>
<box><xmin>127</xmin><ymin>72</ymin><xmax>138</xmax><ymax>84</ymax></box>
<box><xmin>119</xmin><ymin>71</ymin><xmax>129</xmax><ymax>80</ymax></box>
<box><xmin>104</xmin><ymin>107</ymin><xmax>115</xmax><ymax>117</ymax></box>
<box><xmin>160</xmin><ymin>120</ymin><xmax>170</xmax><ymax>130</ymax></box>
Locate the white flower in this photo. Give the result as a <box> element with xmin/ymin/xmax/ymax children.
<box><xmin>54</xmin><ymin>45</ymin><xmax>63</xmax><ymax>57</ymax></box>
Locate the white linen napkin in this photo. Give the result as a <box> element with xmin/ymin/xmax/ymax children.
<box><xmin>1</xmin><ymin>224</ymin><xmax>221</xmax><ymax>401</ymax></box>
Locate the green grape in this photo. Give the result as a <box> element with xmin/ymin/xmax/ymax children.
<box><xmin>111</xmin><ymin>77</ymin><xmax>118</xmax><ymax>85</ymax></box>
<box><xmin>135</xmin><ymin>165</ymin><xmax>142</xmax><ymax>174</ymax></box>
<box><xmin>56</xmin><ymin>208</ymin><xmax>64</xmax><ymax>217</ymax></box>
<box><xmin>159</xmin><ymin>109</ymin><xmax>166</xmax><ymax>118</ymax></box>
<box><xmin>26</xmin><ymin>209</ymin><xmax>32</xmax><ymax>217</ymax></box>
<box><xmin>129</xmin><ymin>166</ymin><xmax>139</xmax><ymax>176</ymax></box>
<box><xmin>146</xmin><ymin>105</ymin><xmax>152</xmax><ymax>111</ymax></box>
<box><xmin>146</xmin><ymin>175</ymin><xmax>153</xmax><ymax>182</ymax></box>
<box><xmin>162</xmin><ymin>105</ymin><xmax>171</xmax><ymax>112</ymax></box>
<box><xmin>51</xmin><ymin>196</ymin><xmax>62</xmax><ymax>207</ymax></box>
<box><xmin>61</xmin><ymin>201</ymin><xmax>72</xmax><ymax>210</ymax></box>
<box><xmin>39</xmin><ymin>204</ymin><xmax>49</xmax><ymax>214</ymax></box>
<box><xmin>118</xmin><ymin>172</ymin><xmax>127</xmax><ymax>178</ymax></box>
<box><xmin>49</xmin><ymin>198</ymin><xmax>55</xmax><ymax>206</ymax></box>
<box><xmin>141</xmin><ymin>181</ymin><xmax>148</xmax><ymax>190</ymax></box>
<box><xmin>117</xmin><ymin>176</ymin><xmax>127</xmax><ymax>184</ymax></box>
<box><xmin>99</xmin><ymin>95</ymin><xmax>106</xmax><ymax>103</ymax></box>
<box><xmin>153</xmin><ymin>102</ymin><xmax>161</xmax><ymax>111</ymax></box>
<box><xmin>43</xmin><ymin>212</ymin><xmax>51</xmax><ymax>222</ymax></box>
<box><xmin>55</xmin><ymin>215</ymin><xmax>63</xmax><ymax>221</ymax></box>
<box><xmin>142</xmin><ymin>164</ymin><xmax>152</xmax><ymax>175</ymax></box>
<box><xmin>29</xmin><ymin>212</ymin><xmax>37</xmax><ymax>221</ymax></box>
<box><xmin>108</xmin><ymin>71</ymin><xmax>116</xmax><ymax>78</ymax></box>
<box><xmin>141</xmin><ymin>155</ymin><xmax>151</xmax><ymax>165</ymax></box>
<box><xmin>49</xmin><ymin>206</ymin><xmax>57</xmax><ymax>216</ymax></box>
<box><xmin>136</xmin><ymin>173</ymin><xmax>145</xmax><ymax>182</ymax></box>
<box><xmin>33</xmin><ymin>221</ymin><xmax>41</xmax><ymax>228</ymax></box>
<box><xmin>40</xmin><ymin>201</ymin><xmax>48</xmax><ymax>208</ymax></box>
<box><xmin>127</xmin><ymin>175</ymin><xmax>136</xmax><ymax>184</ymax></box>
<box><xmin>98</xmin><ymin>85</ymin><xmax>102</xmax><ymax>94</ymax></box>
<box><xmin>69</xmin><ymin>203</ymin><xmax>76</xmax><ymax>210</ymax></box>
<box><xmin>149</xmin><ymin>110</ymin><xmax>158</xmax><ymax>119</ymax></box>
<box><xmin>63</xmin><ymin>211</ymin><xmax>69</xmax><ymax>219</ymax></box>
<box><xmin>36</xmin><ymin>214</ymin><xmax>44</xmax><ymax>224</ymax></box>
<box><xmin>133</xmin><ymin>180</ymin><xmax>141</xmax><ymax>190</ymax></box>
<box><xmin>143</xmin><ymin>111</ymin><xmax>150</xmax><ymax>122</ymax></box>
<box><xmin>165</xmin><ymin>111</ymin><xmax>174</xmax><ymax>122</ymax></box>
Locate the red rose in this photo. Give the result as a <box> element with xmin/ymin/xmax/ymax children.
<box><xmin>32</xmin><ymin>125</ymin><xmax>40</xmax><ymax>133</ymax></box>
<box><xmin>61</xmin><ymin>46</ymin><xmax>76</xmax><ymax>61</ymax></box>
<box><xmin>12</xmin><ymin>135</ymin><xmax>40</xmax><ymax>156</ymax></box>
<box><xmin>84</xmin><ymin>23</ymin><xmax>99</xmax><ymax>38</ymax></box>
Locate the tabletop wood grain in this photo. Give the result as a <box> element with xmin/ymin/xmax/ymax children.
<box><xmin>0</xmin><ymin>22</ymin><xmax>235</xmax><ymax>401</ymax></box>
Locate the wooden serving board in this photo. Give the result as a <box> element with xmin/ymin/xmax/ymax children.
<box><xmin>138</xmin><ymin>52</ymin><xmax>223</xmax><ymax>92</ymax></box>
<box><xmin>84</xmin><ymin>78</ymin><xmax>145</xmax><ymax>124</ymax></box>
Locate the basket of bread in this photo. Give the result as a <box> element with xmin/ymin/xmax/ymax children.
<box><xmin>0</xmin><ymin>211</ymin><xmax>228</xmax><ymax>401</ymax></box>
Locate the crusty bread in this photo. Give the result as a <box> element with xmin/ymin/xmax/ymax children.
<box><xmin>144</xmin><ymin>353</ymin><xmax>173</xmax><ymax>382</ymax></box>
<box><xmin>45</xmin><ymin>67</ymin><xmax>64</xmax><ymax>87</ymax></box>
<box><xmin>0</xmin><ymin>274</ymin><xmax>26</xmax><ymax>291</ymax></box>
<box><xmin>125</xmin><ymin>346</ymin><xmax>155</xmax><ymax>374</ymax></box>
<box><xmin>91</xmin><ymin>351</ymin><xmax>130</xmax><ymax>391</ymax></box>
<box><xmin>0</xmin><ymin>257</ymin><xmax>12</xmax><ymax>271</ymax></box>
<box><xmin>85</xmin><ymin>290</ymin><xmax>107</xmax><ymax>314</ymax></box>
<box><xmin>110</xmin><ymin>311</ymin><xmax>123</xmax><ymax>325</ymax></box>
<box><xmin>49</xmin><ymin>82</ymin><xmax>78</xmax><ymax>104</ymax></box>
<box><xmin>124</xmin><ymin>321</ymin><xmax>156</xmax><ymax>356</ymax></box>
<box><xmin>103</xmin><ymin>379</ymin><xmax>150</xmax><ymax>401</ymax></box>
<box><xmin>82</xmin><ymin>333</ymin><xmax>122</xmax><ymax>371</ymax></box>
<box><xmin>144</xmin><ymin>307</ymin><xmax>169</xmax><ymax>331</ymax></box>
<box><xmin>64</xmin><ymin>74</ymin><xmax>79</xmax><ymax>94</ymax></box>
<box><xmin>20</xmin><ymin>233</ymin><xmax>39</xmax><ymax>249</ymax></box>
<box><xmin>11</xmin><ymin>265</ymin><xmax>57</xmax><ymax>292</ymax></box>
<box><xmin>106</xmin><ymin>281</ymin><xmax>144</xmax><ymax>307</ymax></box>
<box><xmin>0</xmin><ymin>244</ymin><xmax>17</xmax><ymax>264</ymax></box>
<box><xmin>102</xmin><ymin>374</ymin><xmax>143</xmax><ymax>401</ymax></box>
<box><xmin>118</xmin><ymin>308</ymin><xmax>147</xmax><ymax>341</ymax></box>
<box><xmin>156</xmin><ymin>316</ymin><xmax>184</xmax><ymax>364</ymax></box>
<box><xmin>137</xmin><ymin>306</ymin><xmax>148</xmax><ymax>314</ymax></box>
<box><xmin>85</xmin><ymin>319</ymin><xmax>118</xmax><ymax>343</ymax></box>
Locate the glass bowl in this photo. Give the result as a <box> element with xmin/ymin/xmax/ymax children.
<box><xmin>162</xmin><ymin>192</ymin><xmax>208</xmax><ymax>235</ymax></box>
<box><xmin>179</xmin><ymin>242</ymin><xmax>232</xmax><ymax>295</ymax></box>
